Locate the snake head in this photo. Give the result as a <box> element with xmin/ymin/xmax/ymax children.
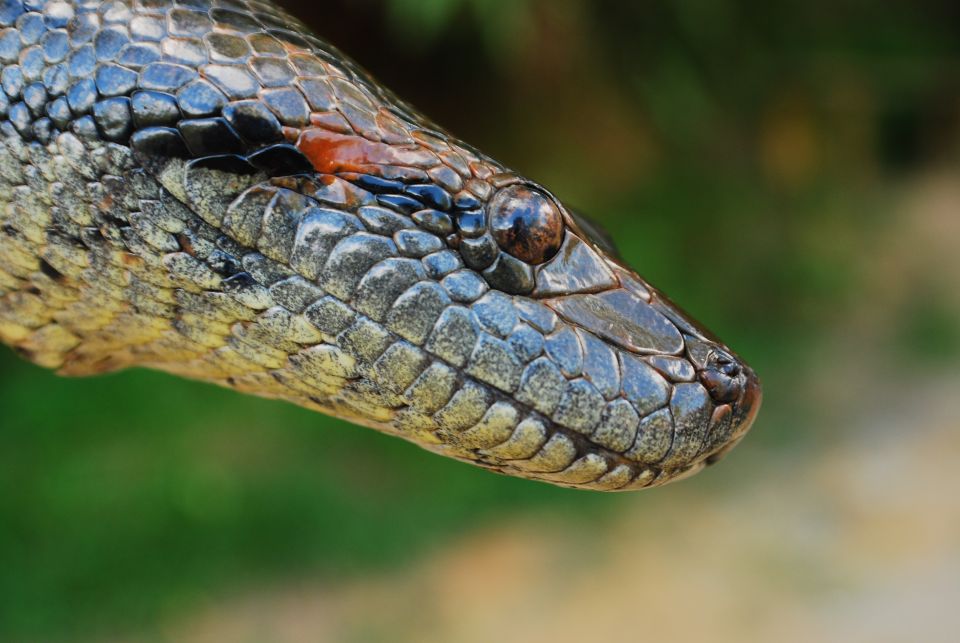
<box><xmin>440</xmin><ymin>177</ymin><xmax>763</xmax><ymax>487</ymax></box>
<box><xmin>136</xmin><ymin>105</ymin><xmax>761</xmax><ymax>490</ymax></box>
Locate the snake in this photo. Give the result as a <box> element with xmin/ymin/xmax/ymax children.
<box><xmin>0</xmin><ymin>0</ymin><xmax>761</xmax><ymax>491</ymax></box>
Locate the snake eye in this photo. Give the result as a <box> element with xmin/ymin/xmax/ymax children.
<box><xmin>488</xmin><ymin>185</ymin><xmax>564</xmax><ymax>265</ymax></box>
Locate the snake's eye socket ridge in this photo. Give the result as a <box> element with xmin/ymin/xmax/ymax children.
<box><xmin>488</xmin><ymin>185</ymin><xmax>565</xmax><ymax>265</ymax></box>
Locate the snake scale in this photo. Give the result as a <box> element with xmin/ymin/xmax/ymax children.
<box><xmin>0</xmin><ymin>0</ymin><xmax>760</xmax><ymax>491</ymax></box>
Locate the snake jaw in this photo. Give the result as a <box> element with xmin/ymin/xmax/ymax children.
<box><xmin>525</xmin><ymin>211</ymin><xmax>763</xmax><ymax>481</ymax></box>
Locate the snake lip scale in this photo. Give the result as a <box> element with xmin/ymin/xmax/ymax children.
<box><xmin>0</xmin><ymin>0</ymin><xmax>761</xmax><ymax>491</ymax></box>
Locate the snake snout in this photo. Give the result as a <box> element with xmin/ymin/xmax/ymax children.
<box><xmin>733</xmin><ymin>364</ymin><xmax>763</xmax><ymax>439</ymax></box>
<box><xmin>701</xmin><ymin>357</ymin><xmax>762</xmax><ymax>466</ymax></box>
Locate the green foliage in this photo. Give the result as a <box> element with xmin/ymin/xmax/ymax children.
<box><xmin>896</xmin><ymin>295</ymin><xmax>960</xmax><ymax>364</ymax></box>
<box><xmin>385</xmin><ymin>0</ymin><xmax>536</xmax><ymax>61</ymax></box>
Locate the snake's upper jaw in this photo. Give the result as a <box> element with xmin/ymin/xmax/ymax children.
<box><xmin>529</xmin><ymin>219</ymin><xmax>762</xmax><ymax>482</ymax></box>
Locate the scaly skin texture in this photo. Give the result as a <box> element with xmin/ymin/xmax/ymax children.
<box><xmin>0</xmin><ymin>0</ymin><xmax>761</xmax><ymax>491</ymax></box>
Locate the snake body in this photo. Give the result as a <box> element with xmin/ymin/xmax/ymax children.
<box><xmin>0</xmin><ymin>0</ymin><xmax>760</xmax><ymax>490</ymax></box>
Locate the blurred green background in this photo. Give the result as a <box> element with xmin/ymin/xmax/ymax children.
<box><xmin>2</xmin><ymin>1</ymin><xmax>959</xmax><ymax>640</ymax></box>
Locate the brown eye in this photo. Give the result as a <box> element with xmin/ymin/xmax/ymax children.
<box><xmin>488</xmin><ymin>185</ymin><xmax>565</xmax><ymax>264</ymax></box>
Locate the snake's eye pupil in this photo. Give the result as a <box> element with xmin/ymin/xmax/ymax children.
<box><xmin>488</xmin><ymin>185</ymin><xmax>564</xmax><ymax>265</ymax></box>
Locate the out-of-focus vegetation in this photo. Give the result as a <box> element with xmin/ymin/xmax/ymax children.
<box><xmin>1</xmin><ymin>1</ymin><xmax>958</xmax><ymax>640</ymax></box>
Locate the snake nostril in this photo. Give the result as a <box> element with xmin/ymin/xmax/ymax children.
<box><xmin>699</xmin><ymin>368</ymin><xmax>742</xmax><ymax>404</ymax></box>
<box><xmin>697</xmin><ymin>349</ymin><xmax>745</xmax><ymax>404</ymax></box>
<box><xmin>720</xmin><ymin>361</ymin><xmax>740</xmax><ymax>377</ymax></box>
